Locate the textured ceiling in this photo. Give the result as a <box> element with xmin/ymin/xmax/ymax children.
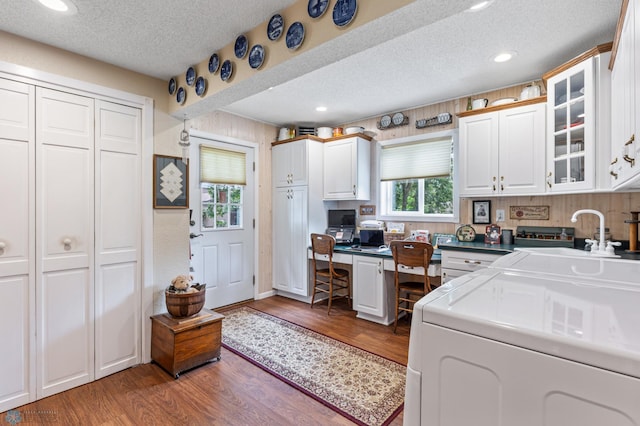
<box><xmin>0</xmin><ymin>0</ymin><xmax>622</xmax><ymax>127</ymax></box>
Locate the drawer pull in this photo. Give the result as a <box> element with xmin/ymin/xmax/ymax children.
<box><xmin>464</xmin><ymin>260</ymin><xmax>482</xmax><ymax>265</ymax></box>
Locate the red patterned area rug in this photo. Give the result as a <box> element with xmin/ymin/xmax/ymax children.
<box><xmin>221</xmin><ymin>307</ymin><xmax>406</xmax><ymax>426</ymax></box>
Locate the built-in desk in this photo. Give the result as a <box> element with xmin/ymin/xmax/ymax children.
<box><xmin>308</xmin><ymin>246</ymin><xmax>441</xmax><ymax>325</ymax></box>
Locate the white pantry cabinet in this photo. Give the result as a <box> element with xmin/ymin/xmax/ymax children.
<box><xmin>0</xmin><ymin>79</ymin><xmax>142</xmax><ymax>412</ymax></box>
<box><xmin>323</xmin><ymin>135</ymin><xmax>371</xmax><ymax>200</ymax></box>
<box><xmin>272</xmin><ymin>138</ymin><xmax>331</xmax><ymax>300</ymax></box>
<box><xmin>610</xmin><ymin>0</ymin><xmax>640</xmax><ymax>188</ymax></box>
<box><xmin>543</xmin><ymin>46</ymin><xmax>611</xmax><ymax>192</ymax></box>
<box><xmin>459</xmin><ymin>101</ymin><xmax>546</xmax><ymax>197</ymax></box>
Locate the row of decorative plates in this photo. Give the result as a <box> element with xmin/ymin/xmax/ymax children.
<box><xmin>169</xmin><ymin>0</ymin><xmax>358</xmax><ymax>105</ymax></box>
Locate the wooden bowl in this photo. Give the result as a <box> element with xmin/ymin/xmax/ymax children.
<box><xmin>165</xmin><ymin>287</ymin><xmax>206</xmax><ymax>318</ymax></box>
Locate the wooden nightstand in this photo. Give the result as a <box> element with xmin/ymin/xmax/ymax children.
<box><xmin>150</xmin><ymin>308</ymin><xmax>224</xmax><ymax>378</ymax></box>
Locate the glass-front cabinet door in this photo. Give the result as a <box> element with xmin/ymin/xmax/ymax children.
<box><xmin>546</xmin><ymin>57</ymin><xmax>595</xmax><ymax>192</ymax></box>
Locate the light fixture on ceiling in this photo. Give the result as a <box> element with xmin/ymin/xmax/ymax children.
<box><xmin>34</xmin><ymin>0</ymin><xmax>78</xmax><ymax>14</ymax></box>
<box><xmin>178</xmin><ymin>116</ymin><xmax>190</xmax><ymax>164</ymax></box>
<box><xmin>466</xmin><ymin>1</ymin><xmax>494</xmax><ymax>12</ymax></box>
<box><xmin>493</xmin><ymin>51</ymin><xmax>517</xmax><ymax>63</ymax></box>
<box><xmin>316</xmin><ymin>106</ymin><xmax>327</xmax><ymax>112</ymax></box>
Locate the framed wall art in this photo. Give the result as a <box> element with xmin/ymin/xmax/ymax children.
<box><xmin>472</xmin><ymin>200</ymin><xmax>491</xmax><ymax>224</ymax></box>
<box><xmin>153</xmin><ymin>155</ymin><xmax>189</xmax><ymax>209</ymax></box>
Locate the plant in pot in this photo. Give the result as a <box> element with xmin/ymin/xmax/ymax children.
<box><xmin>203</xmin><ymin>204</ymin><xmax>215</xmax><ymax>228</ymax></box>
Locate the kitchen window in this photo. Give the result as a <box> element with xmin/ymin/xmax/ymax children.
<box><xmin>379</xmin><ymin>131</ymin><xmax>458</xmax><ymax>222</ymax></box>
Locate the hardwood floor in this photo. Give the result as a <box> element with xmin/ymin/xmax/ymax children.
<box><xmin>3</xmin><ymin>296</ymin><xmax>411</xmax><ymax>425</ymax></box>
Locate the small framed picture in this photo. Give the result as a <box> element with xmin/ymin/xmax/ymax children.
<box><xmin>473</xmin><ymin>200</ymin><xmax>491</xmax><ymax>224</ymax></box>
<box><xmin>484</xmin><ymin>224</ymin><xmax>501</xmax><ymax>244</ymax></box>
<box><xmin>153</xmin><ymin>155</ymin><xmax>189</xmax><ymax>209</ymax></box>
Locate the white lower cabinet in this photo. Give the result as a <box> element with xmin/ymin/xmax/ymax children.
<box><xmin>0</xmin><ymin>80</ymin><xmax>141</xmax><ymax>412</ymax></box>
<box><xmin>441</xmin><ymin>250</ymin><xmax>504</xmax><ymax>284</ymax></box>
<box><xmin>353</xmin><ymin>255</ymin><xmax>395</xmax><ymax>325</ymax></box>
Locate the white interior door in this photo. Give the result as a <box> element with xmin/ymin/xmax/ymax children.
<box><xmin>189</xmin><ymin>135</ymin><xmax>255</xmax><ymax>308</ymax></box>
<box><xmin>36</xmin><ymin>87</ymin><xmax>94</xmax><ymax>398</ymax></box>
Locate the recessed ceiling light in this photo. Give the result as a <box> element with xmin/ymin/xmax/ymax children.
<box><xmin>34</xmin><ymin>0</ymin><xmax>77</xmax><ymax>14</ymax></box>
<box><xmin>493</xmin><ymin>51</ymin><xmax>516</xmax><ymax>63</ymax></box>
<box><xmin>315</xmin><ymin>106</ymin><xmax>327</xmax><ymax>112</ymax></box>
<box><xmin>466</xmin><ymin>1</ymin><xmax>494</xmax><ymax>12</ymax></box>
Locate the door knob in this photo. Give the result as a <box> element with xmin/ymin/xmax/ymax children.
<box><xmin>190</xmin><ymin>233</ymin><xmax>203</xmax><ymax>239</ymax></box>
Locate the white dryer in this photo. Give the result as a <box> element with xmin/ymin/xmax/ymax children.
<box><xmin>404</xmin><ymin>251</ymin><xmax>640</xmax><ymax>426</ymax></box>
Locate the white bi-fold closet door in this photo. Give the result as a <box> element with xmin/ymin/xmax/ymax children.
<box><xmin>0</xmin><ymin>79</ymin><xmax>141</xmax><ymax>411</ymax></box>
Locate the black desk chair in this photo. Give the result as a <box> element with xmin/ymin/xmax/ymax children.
<box><xmin>390</xmin><ymin>240</ymin><xmax>435</xmax><ymax>333</ymax></box>
<box><xmin>310</xmin><ymin>233</ymin><xmax>351</xmax><ymax>314</ymax></box>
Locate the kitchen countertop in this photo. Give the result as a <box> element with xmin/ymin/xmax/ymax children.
<box><xmin>333</xmin><ymin>244</ymin><xmax>442</xmax><ymax>264</ymax></box>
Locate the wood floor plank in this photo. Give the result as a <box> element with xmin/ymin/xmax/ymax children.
<box><xmin>3</xmin><ymin>296</ymin><xmax>407</xmax><ymax>425</ymax></box>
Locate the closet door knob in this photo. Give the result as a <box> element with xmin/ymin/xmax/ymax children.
<box><xmin>63</xmin><ymin>238</ymin><xmax>72</xmax><ymax>250</ymax></box>
<box><xmin>0</xmin><ymin>241</ymin><xmax>5</xmax><ymax>254</ymax></box>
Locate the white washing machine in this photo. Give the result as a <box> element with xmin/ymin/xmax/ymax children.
<box><xmin>404</xmin><ymin>251</ymin><xmax>640</xmax><ymax>426</ymax></box>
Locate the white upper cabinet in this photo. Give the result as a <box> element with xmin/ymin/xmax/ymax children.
<box><xmin>323</xmin><ymin>136</ymin><xmax>371</xmax><ymax>200</ymax></box>
<box><xmin>459</xmin><ymin>101</ymin><xmax>546</xmax><ymax>197</ymax></box>
<box><xmin>272</xmin><ymin>139</ymin><xmax>308</xmax><ymax>187</ymax></box>
<box><xmin>610</xmin><ymin>0</ymin><xmax>640</xmax><ymax>189</ymax></box>
<box><xmin>543</xmin><ymin>46</ymin><xmax>611</xmax><ymax>193</ymax></box>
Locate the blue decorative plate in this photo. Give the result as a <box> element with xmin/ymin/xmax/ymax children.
<box><xmin>234</xmin><ymin>34</ymin><xmax>248</xmax><ymax>59</ymax></box>
<box><xmin>333</xmin><ymin>0</ymin><xmax>357</xmax><ymax>27</ymax></box>
<box><xmin>176</xmin><ymin>87</ymin><xmax>186</xmax><ymax>105</ymax></box>
<box><xmin>185</xmin><ymin>66</ymin><xmax>196</xmax><ymax>86</ymax></box>
<box><xmin>221</xmin><ymin>60</ymin><xmax>233</xmax><ymax>82</ymax></box>
<box><xmin>308</xmin><ymin>0</ymin><xmax>329</xmax><ymax>18</ymax></box>
<box><xmin>168</xmin><ymin>77</ymin><xmax>177</xmax><ymax>95</ymax></box>
<box><xmin>267</xmin><ymin>14</ymin><xmax>284</xmax><ymax>41</ymax></box>
<box><xmin>195</xmin><ymin>76</ymin><xmax>206</xmax><ymax>97</ymax></box>
<box><xmin>286</xmin><ymin>22</ymin><xmax>305</xmax><ymax>50</ymax></box>
<box><xmin>249</xmin><ymin>45</ymin><xmax>265</xmax><ymax>70</ymax></box>
<box><xmin>208</xmin><ymin>53</ymin><xmax>220</xmax><ymax>74</ymax></box>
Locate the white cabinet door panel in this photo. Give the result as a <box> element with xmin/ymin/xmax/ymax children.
<box><xmin>97</xmin><ymin>101</ymin><xmax>141</xmax><ymax>155</ymax></box>
<box><xmin>459</xmin><ymin>113</ymin><xmax>499</xmax><ymax>196</ymax></box>
<box><xmin>324</xmin><ymin>139</ymin><xmax>356</xmax><ymax>198</ymax></box>
<box><xmin>353</xmin><ymin>255</ymin><xmax>384</xmax><ymax>317</ymax></box>
<box><xmin>37</xmin><ymin>88</ymin><xmax>93</xmax><ymax>150</ymax></box>
<box><xmin>38</xmin><ymin>268</ymin><xmax>93</xmax><ymax>397</ymax></box>
<box><xmin>0</xmin><ymin>78</ymin><xmax>32</xmax><ymax>141</ymax></box>
<box><xmin>0</xmin><ymin>275</ymin><xmax>33</xmax><ymax>412</ymax></box>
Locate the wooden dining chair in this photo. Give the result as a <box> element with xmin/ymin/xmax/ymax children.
<box><xmin>310</xmin><ymin>233</ymin><xmax>351</xmax><ymax>314</ymax></box>
<box><xmin>390</xmin><ymin>240</ymin><xmax>435</xmax><ymax>333</ymax></box>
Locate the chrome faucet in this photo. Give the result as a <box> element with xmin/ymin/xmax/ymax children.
<box><xmin>570</xmin><ymin>209</ymin><xmax>620</xmax><ymax>256</ymax></box>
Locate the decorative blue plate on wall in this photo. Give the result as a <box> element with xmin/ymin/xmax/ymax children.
<box><xmin>234</xmin><ymin>34</ymin><xmax>248</xmax><ymax>59</ymax></box>
<box><xmin>168</xmin><ymin>77</ymin><xmax>177</xmax><ymax>95</ymax></box>
<box><xmin>176</xmin><ymin>87</ymin><xmax>186</xmax><ymax>105</ymax></box>
<box><xmin>267</xmin><ymin>14</ymin><xmax>284</xmax><ymax>41</ymax></box>
<box><xmin>208</xmin><ymin>53</ymin><xmax>220</xmax><ymax>74</ymax></box>
<box><xmin>249</xmin><ymin>45</ymin><xmax>266</xmax><ymax>70</ymax></box>
<box><xmin>195</xmin><ymin>76</ymin><xmax>206</xmax><ymax>97</ymax></box>
<box><xmin>333</xmin><ymin>0</ymin><xmax>357</xmax><ymax>27</ymax></box>
<box><xmin>221</xmin><ymin>60</ymin><xmax>233</xmax><ymax>82</ymax></box>
<box><xmin>185</xmin><ymin>66</ymin><xmax>196</xmax><ymax>86</ymax></box>
<box><xmin>307</xmin><ymin>0</ymin><xmax>329</xmax><ymax>18</ymax></box>
<box><xmin>286</xmin><ymin>22</ymin><xmax>305</xmax><ymax>50</ymax></box>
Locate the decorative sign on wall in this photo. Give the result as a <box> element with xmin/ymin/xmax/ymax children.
<box><xmin>154</xmin><ymin>155</ymin><xmax>189</xmax><ymax>209</ymax></box>
<box><xmin>509</xmin><ymin>205</ymin><xmax>550</xmax><ymax>220</ymax></box>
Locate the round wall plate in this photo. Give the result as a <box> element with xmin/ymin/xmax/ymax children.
<box><xmin>248</xmin><ymin>45</ymin><xmax>265</xmax><ymax>69</ymax></box>
<box><xmin>286</xmin><ymin>22</ymin><xmax>305</xmax><ymax>50</ymax></box>
<box><xmin>267</xmin><ymin>14</ymin><xmax>284</xmax><ymax>41</ymax></box>
<box><xmin>221</xmin><ymin>60</ymin><xmax>233</xmax><ymax>82</ymax></box>
<box><xmin>195</xmin><ymin>76</ymin><xmax>206</xmax><ymax>97</ymax></box>
<box><xmin>234</xmin><ymin>34</ymin><xmax>248</xmax><ymax>59</ymax></box>
<box><xmin>176</xmin><ymin>87</ymin><xmax>186</xmax><ymax>105</ymax></box>
<box><xmin>392</xmin><ymin>112</ymin><xmax>405</xmax><ymax>125</ymax></box>
<box><xmin>168</xmin><ymin>77</ymin><xmax>177</xmax><ymax>95</ymax></box>
<box><xmin>308</xmin><ymin>0</ymin><xmax>329</xmax><ymax>18</ymax></box>
<box><xmin>380</xmin><ymin>115</ymin><xmax>391</xmax><ymax>128</ymax></box>
<box><xmin>185</xmin><ymin>67</ymin><xmax>196</xmax><ymax>86</ymax></box>
<box><xmin>208</xmin><ymin>53</ymin><xmax>220</xmax><ymax>74</ymax></box>
<box><xmin>333</xmin><ymin>0</ymin><xmax>357</xmax><ymax>27</ymax></box>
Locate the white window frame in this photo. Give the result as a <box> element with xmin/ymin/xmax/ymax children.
<box><xmin>378</xmin><ymin>129</ymin><xmax>459</xmax><ymax>223</ymax></box>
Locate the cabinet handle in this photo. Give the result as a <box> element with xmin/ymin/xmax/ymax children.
<box><xmin>492</xmin><ymin>184</ymin><xmax>496</xmax><ymax>191</ymax></box>
<box><xmin>464</xmin><ymin>259</ymin><xmax>481</xmax><ymax>265</ymax></box>
<box><xmin>501</xmin><ymin>184</ymin><xmax>504</xmax><ymax>191</ymax></box>
<box><xmin>353</xmin><ymin>185</ymin><xmax>356</xmax><ymax>195</ymax></box>
<box><xmin>623</xmin><ymin>154</ymin><xmax>635</xmax><ymax>167</ymax></box>
<box><xmin>611</xmin><ymin>157</ymin><xmax>618</xmax><ymax>165</ymax></box>
<box><xmin>378</xmin><ymin>261</ymin><xmax>382</xmax><ymax>274</ymax></box>
<box><xmin>546</xmin><ymin>171</ymin><xmax>552</xmax><ymax>188</ymax></box>
<box><xmin>610</xmin><ymin>170</ymin><xmax>619</xmax><ymax>178</ymax></box>
<box><xmin>625</xmin><ymin>134</ymin><xmax>635</xmax><ymax>145</ymax></box>
<box><xmin>0</xmin><ymin>241</ymin><xmax>5</xmax><ymax>255</ymax></box>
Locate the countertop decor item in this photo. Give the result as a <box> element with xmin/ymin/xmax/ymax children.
<box><xmin>267</xmin><ymin>13</ymin><xmax>284</xmax><ymax>41</ymax></box>
<box><xmin>248</xmin><ymin>44</ymin><xmax>265</xmax><ymax>69</ymax></box>
<box><xmin>509</xmin><ymin>205</ymin><xmax>549</xmax><ymax>220</ymax></box>
<box><xmin>333</xmin><ymin>0</ymin><xmax>357</xmax><ymax>27</ymax></box>
<box><xmin>307</xmin><ymin>0</ymin><xmax>329</xmax><ymax>18</ymax></box>
<box><xmin>286</xmin><ymin>21</ymin><xmax>304</xmax><ymax>50</ymax></box>
<box><xmin>222</xmin><ymin>307</ymin><xmax>406</xmax><ymax>426</ymax></box>
<box><xmin>208</xmin><ymin>53</ymin><xmax>220</xmax><ymax>74</ymax></box>
<box><xmin>456</xmin><ymin>224</ymin><xmax>476</xmax><ymax>242</ymax></box>
<box><xmin>234</xmin><ymin>34</ymin><xmax>248</xmax><ymax>59</ymax></box>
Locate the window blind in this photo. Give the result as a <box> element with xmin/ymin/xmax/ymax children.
<box><xmin>380</xmin><ymin>137</ymin><xmax>451</xmax><ymax>181</ymax></box>
<box><xmin>200</xmin><ymin>145</ymin><xmax>246</xmax><ymax>185</ymax></box>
